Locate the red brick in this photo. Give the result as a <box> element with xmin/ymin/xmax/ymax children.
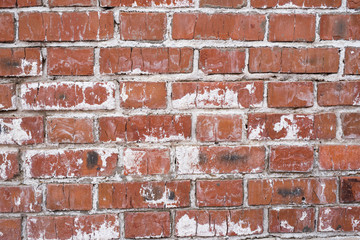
<box><xmin>196</xmin><ymin>115</ymin><xmax>242</xmax><ymax>142</ymax></box>
<box><xmin>120</xmin><ymin>12</ymin><xmax>166</xmax><ymax>41</ymax></box>
<box><xmin>318</xmin><ymin>81</ymin><xmax>360</xmax><ymax>106</ymax></box>
<box><xmin>49</xmin><ymin>0</ymin><xmax>96</xmax><ymax>6</ymax></box>
<box><xmin>248</xmin><ymin>178</ymin><xmax>337</xmax><ymax>205</ymax></box>
<box><xmin>172</xmin><ymin>81</ymin><xmax>263</xmax><ymax>109</ymax></box>
<box><xmin>175</xmin><ymin>209</ymin><xmax>263</xmax><ymax>237</ymax></box>
<box><xmin>0</xmin><ymin>186</ymin><xmax>41</xmax><ymax>213</ymax></box>
<box><xmin>249</xmin><ymin>47</ymin><xmax>339</xmax><ymax>73</ymax></box>
<box><xmin>19</xmin><ymin>12</ymin><xmax>113</xmax><ymax>42</ymax></box>
<box><xmin>48</xmin><ymin>48</ymin><xmax>94</xmax><ymax>76</ymax></box>
<box><xmin>340</xmin><ymin>177</ymin><xmax>360</xmax><ymax>203</ymax></box>
<box><xmin>100</xmin><ymin>0</ymin><xmax>193</xmax><ymax>7</ymax></box>
<box><xmin>25</xmin><ymin>149</ymin><xmax>117</xmax><ymax>178</ymax></box>
<box><xmin>200</xmin><ymin>0</ymin><xmax>245</xmax><ymax>7</ymax></box>
<box><xmin>269</xmin><ymin>14</ymin><xmax>315</xmax><ymax>42</ymax></box>
<box><xmin>248</xmin><ymin>113</ymin><xmax>336</xmax><ymax>140</ymax></box>
<box><xmin>21</xmin><ymin>82</ymin><xmax>115</xmax><ymax>110</ymax></box>
<box><xmin>0</xmin><ymin>13</ymin><xmax>14</xmax><ymax>42</ymax></box>
<box><xmin>100</xmin><ymin>47</ymin><xmax>193</xmax><ymax>74</ymax></box>
<box><xmin>0</xmin><ymin>48</ymin><xmax>42</xmax><ymax>77</ymax></box>
<box><xmin>0</xmin><ymin>150</ymin><xmax>19</xmax><ymax>180</ymax></box>
<box><xmin>99</xmin><ymin>117</ymin><xmax>127</xmax><ymax>142</ymax></box>
<box><xmin>47</xmin><ymin>118</ymin><xmax>94</xmax><ymax>143</ymax></box>
<box><xmin>0</xmin><ymin>0</ymin><xmax>42</xmax><ymax>7</ymax></box>
<box><xmin>0</xmin><ymin>116</ymin><xmax>44</xmax><ymax>145</ymax></box>
<box><xmin>176</xmin><ymin>146</ymin><xmax>265</xmax><ymax>174</ymax></box>
<box><xmin>319</xmin><ymin>207</ymin><xmax>360</xmax><ymax>232</ymax></box>
<box><xmin>345</xmin><ymin>48</ymin><xmax>360</xmax><ymax>75</ymax></box>
<box><xmin>268</xmin><ymin>82</ymin><xmax>314</xmax><ymax>108</ymax></box>
<box><xmin>320</xmin><ymin>15</ymin><xmax>360</xmax><ymax>40</ymax></box>
<box><xmin>196</xmin><ymin>179</ymin><xmax>243</xmax><ymax>207</ymax></box>
<box><xmin>126</xmin><ymin>115</ymin><xmax>191</xmax><ymax>142</ymax></box>
<box><xmin>270</xmin><ymin>146</ymin><xmax>313</xmax><ymax>172</ymax></box>
<box><xmin>251</xmin><ymin>0</ymin><xmax>341</xmax><ymax>8</ymax></box>
<box><xmin>199</xmin><ymin>48</ymin><xmax>245</xmax><ymax>74</ymax></box>
<box><xmin>0</xmin><ymin>219</ymin><xmax>21</xmax><ymax>240</ymax></box>
<box><xmin>120</xmin><ymin>82</ymin><xmax>167</xmax><ymax>109</ymax></box>
<box><xmin>123</xmin><ymin>148</ymin><xmax>170</xmax><ymax>175</ymax></box>
<box><xmin>27</xmin><ymin>214</ymin><xmax>120</xmax><ymax>240</ymax></box>
<box><xmin>269</xmin><ymin>208</ymin><xmax>315</xmax><ymax>233</ymax></box>
<box><xmin>172</xmin><ymin>13</ymin><xmax>265</xmax><ymax>40</ymax></box>
<box><xmin>98</xmin><ymin>181</ymin><xmax>190</xmax><ymax>209</ymax></box>
<box><xmin>0</xmin><ymin>83</ymin><xmax>16</xmax><ymax>111</ymax></box>
<box><xmin>125</xmin><ymin>212</ymin><xmax>171</xmax><ymax>238</ymax></box>
<box><xmin>47</xmin><ymin>184</ymin><xmax>92</xmax><ymax>211</ymax></box>
<box><xmin>319</xmin><ymin>145</ymin><xmax>360</xmax><ymax>170</ymax></box>
<box><xmin>342</xmin><ymin>113</ymin><xmax>360</xmax><ymax>139</ymax></box>
<box><xmin>348</xmin><ymin>0</ymin><xmax>360</xmax><ymax>8</ymax></box>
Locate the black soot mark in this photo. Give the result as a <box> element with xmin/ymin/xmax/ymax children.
<box><xmin>277</xmin><ymin>187</ymin><xmax>303</xmax><ymax>197</ymax></box>
<box><xmin>168</xmin><ymin>191</ymin><xmax>175</xmax><ymax>200</ymax></box>
<box><xmin>220</xmin><ymin>153</ymin><xmax>247</xmax><ymax>163</ymax></box>
<box><xmin>86</xmin><ymin>151</ymin><xmax>99</xmax><ymax>169</ymax></box>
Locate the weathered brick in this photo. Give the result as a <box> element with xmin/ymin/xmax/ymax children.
<box><xmin>47</xmin><ymin>118</ymin><xmax>94</xmax><ymax>143</ymax></box>
<box><xmin>340</xmin><ymin>177</ymin><xmax>360</xmax><ymax>203</ymax></box>
<box><xmin>269</xmin><ymin>14</ymin><xmax>315</xmax><ymax>42</ymax></box>
<box><xmin>248</xmin><ymin>178</ymin><xmax>337</xmax><ymax>205</ymax></box>
<box><xmin>0</xmin><ymin>186</ymin><xmax>42</xmax><ymax>213</ymax></box>
<box><xmin>176</xmin><ymin>146</ymin><xmax>265</xmax><ymax>174</ymax></box>
<box><xmin>345</xmin><ymin>48</ymin><xmax>360</xmax><ymax>75</ymax></box>
<box><xmin>123</xmin><ymin>148</ymin><xmax>170</xmax><ymax>175</ymax></box>
<box><xmin>49</xmin><ymin>0</ymin><xmax>96</xmax><ymax>6</ymax></box>
<box><xmin>25</xmin><ymin>149</ymin><xmax>118</xmax><ymax>178</ymax></box>
<box><xmin>268</xmin><ymin>82</ymin><xmax>314</xmax><ymax>108</ymax></box>
<box><xmin>0</xmin><ymin>83</ymin><xmax>16</xmax><ymax>111</ymax></box>
<box><xmin>100</xmin><ymin>0</ymin><xmax>193</xmax><ymax>7</ymax></box>
<box><xmin>319</xmin><ymin>207</ymin><xmax>360</xmax><ymax>232</ymax></box>
<box><xmin>318</xmin><ymin>81</ymin><xmax>360</xmax><ymax>106</ymax></box>
<box><xmin>342</xmin><ymin>113</ymin><xmax>360</xmax><ymax>139</ymax></box>
<box><xmin>19</xmin><ymin>12</ymin><xmax>113</xmax><ymax>42</ymax></box>
<box><xmin>249</xmin><ymin>47</ymin><xmax>339</xmax><ymax>73</ymax></box>
<box><xmin>0</xmin><ymin>13</ymin><xmax>14</xmax><ymax>42</ymax></box>
<box><xmin>98</xmin><ymin>181</ymin><xmax>190</xmax><ymax>209</ymax></box>
<box><xmin>47</xmin><ymin>184</ymin><xmax>92</xmax><ymax>211</ymax></box>
<box><xmin>196</xmin><ymin>115</ymin><xmax>242</xmax><ymax>142</ymax></box>
<box><xmin>47</xmin><ymin>48</ymin><xmax>94</xmax><ymax>76</ymax></box>
<box><xmin>0</xmin><ymin>218</ymin><xmax>21</xmax><ymax>240</ymax></box>
<box><xmin>120</xmin><ymin>12</ymin><xmax>166</xmax><ymax>41</ymax></box>
<box><xmin>269</xmin><ymin>208</ymin><xmax>315</xmax><ymax>233</ymax></box>
<box><xmin>319</xmin><ymin>145</ymin><xmax>360</xmax><ymax>170</ymax></box>
<box><xmin>125</xmin><ymin>212</ymin><xmax>171</xmax><ymax>238</ymax></box>
<box><xmin>251</xmin><ymin>0</ymin><xmax>341</xmax><ymax>8</ymax></box>
<box><xmin>175</xmin><ymin>209</ymin><xmax>263</xmax><ymax>237</ymax></box>
<box><xmin>0</xmin><ymin>0</ymin><xmax>42</xmax><ymax>7</ymax></box>
<box><xmin>0</xmin><ymin>150</ymin><xmax>19</xmax><ymax>180</ymax></box>
<box><xmin>172</xmin><ymin>13</ymin><xmax>265</xmax><ymax>40</ymax></box>
<box><xmin>0</xmin><ymin>117</ymin><xmax>44</xmax><ymax>145</ymax></box>
<box><xmin>99</xmin><ymin>117</ymin><xmax>127</xmax><ymax>142</ymax></box>
<box><xmin>348</xmin><ymin>0</ymin><xmax>360</xmax><ymax>8</ymax></box>
<box><xmin>27</xmin><ymin>214</ymin><xmax>120</xmax><ymax>240</ymax></box>
<box><xmin>200</xmin><ymin>0</ymin><xmax>245</xmax><ymax>7</ymax></box>
<box><xmin>270</xmin><ymin>146</ymin><xmax>313</xmax><ymax>172</ymax></box>
<box><xmin>0</xmin><ymin>48</ymin><xmax>42</xmax><ymax>77</ymax></box>
<box><xmin>172</xmin><ymin>81</ymin><xmax>263</xmax><ymax>109</ymax></box>
<box><xmin>100</xmin><ymin>47</ymin><xmax>193</xmax><ymax>74</ymax></box>
<box><xmin>196</xmin><ymin>179</ymin><xmax>243</xmax><ymax>207</ymax></box>
<box><xmin>21</xmin><ymin>82</ymin><xmax>115</xmax><ymax>110</ymax></box>
<box><xmin>320</xmin><ymin>15</ymin><xmax>360</xmax><ymax>40</ymax></box>
<box><xmin>120</xmin><ymin>82</ymin><xmax>167</xmax><ymax>109</ymax></box>
<box><xmin>199</xmin><ymin>48</ymin><xmax>246</xmax><ymax>74</ymax></box>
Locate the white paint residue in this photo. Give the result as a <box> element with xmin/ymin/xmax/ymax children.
<box><xmin>0</xmin><ymin>118</ymin><xmax>32</xmax><ymax>144</ymax></box>
<box><xmin>353</xmin><ymin>93</ymin><xmax>360</xmax><ymax>105</ymax></box>
<box><xmin>21</xmin><ymin>59</ymin><xmax>39</xmax><ymax>76</ymax></box>
<box><xmin>73</xmin><ymin>218</ymin><xmax>119</xmax><ymax>240</ymax></box>
<box><xmin>280</xmin><ymin>220</ymin><xmax>294</xmax><ymax>231</ymax></box>
<box><xmin>124</xmin><ymin>148</ymin><xmax>146</xmax><ymax>175</ymax></box>
<box><xmin>228</xmin><ymin>220</ymin><xmax>262</xmax><ymax>235</ymax></box>
<box><xmin>197</xmin><ymin>88</ymin><xmax>239</xmax><ymax>108</ymax></box>
<box><xmin>144</xmin><ymin>134</ymin><xmax>186</xmax><ymax>143</ymax></box>
<box><xmin>120</xmin><ymin>84</ymin><xmax>129</xmax><ymax>102</ymax></box>
<box><xmin>197</xmin><ymin>220</ymin><xmax>227</xmax><ymax>237</ymax></box>
<box><xmin>172</xmin><ymin>92</ymin><xmax>196</xmax><ymax>109</ymax></box>
<box><xmin>175</xmin><ymin>146</ymin><xmax>200</xmax><ymax>174</ymax></box>
<box><xmin>14</xmin><ymin>197</ymin><xmax>21</xmax><ymax>206</ymax></box>
<box><xmin>273</xmin><ymin>115</ymin><xmax>300</xmax><ymax>139</ymax></box>
<box><xmin>139</xmin><ymin>185</ymin><xmax>178</xmax><ymax>207</ymax></box>
<box><xmin>352</xmin><ymin>217</ymin><xmax>360</xmax><ymax>230</ymax></box>
<box><xmin>300</xmin><ymin>211</ymin><xmax>307</xmax><ymax>221</ymax></box>
<box><xmin>318</xmin><ymin>217</ymin><xmax>335</xmax><ymax>232</ymax></box>
<box><xmin>245</xmin><ymin>83</ymin><xmax>256</xmax><ymax>94</ymax></box>
<box><xmin>0</xmin><ymin>153</ymin><xmax>12</xmax><ymax>180</ymax></box>
<box><xmin>248</xmin><ymin>123</ymin><xmax>265</xmax><ymax>140</ymax></box>
<box><xmin>176</xmin><ymin>214</ymin><xmax>197</xmax><ymax>237</ymax></box>
<box><xmin>0</xmin><ymin>232</ymin><xmax>3</xmax><ymax>236</ymax></box>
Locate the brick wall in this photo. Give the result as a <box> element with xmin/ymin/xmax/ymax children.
<box><xmin>0</xmin><ymin>0</ymin><xmax>359</xmax><ymax>238</ymax></box>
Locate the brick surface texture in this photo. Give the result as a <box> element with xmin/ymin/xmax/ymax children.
<box><xmin>0</xmin><ymin>0</ymin><xmax>359</xmax><ymax>239</ymax></box>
